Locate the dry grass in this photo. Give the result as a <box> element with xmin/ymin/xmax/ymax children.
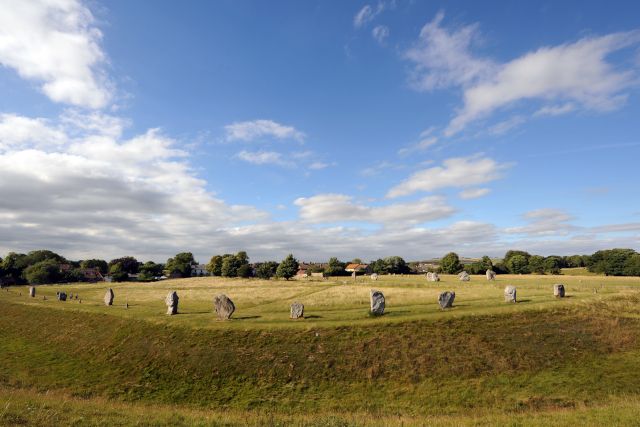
<box><xmin>5</xmin><ymin>273</ymin><xmax>639</xmax><ymax>329</ymax></box>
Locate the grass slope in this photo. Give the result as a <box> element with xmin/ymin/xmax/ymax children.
<box><xmin>1</xmin><ymin>275</ymin><xmax>639</xmax><ymax>425</ymax></box>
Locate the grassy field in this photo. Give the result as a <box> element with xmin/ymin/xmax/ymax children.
<box><xmin>1</xmin><ymin>273</ymin><xmax>640</xmax><ymax>425</ymax></box>
<box><xmin>3</xmin><ymin>273</ymin><xmax>639</xmax><ymax>329</ymax></box>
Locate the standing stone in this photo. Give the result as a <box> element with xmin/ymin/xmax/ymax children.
<box><xmin>57</xmin><ymin>292</ymin><xmax>67</xmax><ymax>301</ymax></box>
<box><xmin>213</xmin><ymin>294</ymin><xmax>235</xmax><ymax>320</ymax></box>
<box><xmin>370</xmin><ymin>273</ymin><xmax>378</xmax><ymax>281</ymax></box>
<box><xmin>29</xmin><ymin>287</ymin><xmax>35</xmax><ymax>298</ymax></box>
<box><xmin>426</xmin><ymin>272</ymin><xmax>440</xmax><ymax>282</ymax></box>
<box><xmin>486</xmin><ymin>269</ymin><xmax>496</xmax><ymax>281</ymax></box>
<box><xmin>504</xmin><ymin>286</ymin><xmax>517</xmax><ymax>303</ymax></box>
<box><xmin>369</xmin><ymin>289</ymin><xmax>385</xmax><ymax>316</ymax></box>
<box><xmin>438</xmin><ymin>291</ymin><xmax>455</xmax><ymax>309</ymax></box>
<box><xmin>104</xmin><ymin>288</ymin><xmax>114</xmax><ymax>306</ymax></box>
<box><xmin>554</xmin><ymin>284</ymin><xmax>565</xmax><ymax>298</ymax></box>
<box><xmin>290</xmin><ymin>302</ymin><xmax>304</xmax><ymax>319</ymax></box>
<box><xmin>458</xmin><ymin>271</ymin><xmax>470</xmax><ymax>282</ymax></box>
<box><xmin>165</xmin><ymin>291</ymin><xmax>179</xmax><ymax>315</ymax></box>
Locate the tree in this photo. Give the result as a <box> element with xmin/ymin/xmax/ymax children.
<box><xmin>543</xmin><ymin>256</ymin><xmax>562</xmax><ymax>274</ymax></box>
<box><xmin>276</xmin><ymin>254</ymin><xmax>299</xmax><ymax>280</ymax></box>
<box><xmin>237</xmin><ymin>264</ymin><xmax>253</xmax><ymax>278</ymax></box>
<box><xmin>506</xmin><ymin>254</ymin><xmax>529</xmax><ymax>274</ymax></box>
<box><xmin>440</xmin><ymin>252</ymin><xmax>462</xmax><ymax>274</ymax></box>
<box><xmin>370</xmin><ymin>259</ymin><xmax>387</xmax><ymax>275</ymax></box>
<box><xmin>221</xmin><ymin>255</ymin><xmax>238</xmax><ymax>277</ymax></box>
<box><xmin>24</xmin><ymin>250</ymin><xmax>65</xmax><ymax>266</ymax></box>
<box><xmin>624</xmin><ymin>254</ymin><xmax>640</xmax><ymax>276</ymax></box>
<box><xmin>2</xmin><ymin>252</ymin><xmax>29</xmax><ymax>283</ymax></box>
<box><xmin>351</xmin><ymin>258</ymin><xmax>363</xmax><ymax>265</ymax></box>
<box><xmin>255</xmin><ymin>261</ymin><xmax>278</xmax><ymax>279</ymax></box>
<box><xmin>206</xmin><ymin>255</ymin><xmax>223</xmax><ymax>276</ymax></box>
<box><xmin>80</xmin><ymin>259</ymin><xmax>108</xmax><ymax>275</ymax></box>
<box><xmin>108</xmin><ymin>263</ymin><xmax>129</xmax><ymax>282</ymax></box>
<box><xmin>504</xmin><ymin>250</ymin><xmax>531</xmax><ymax>264</ymax></box>
<box><xmin>324</xmin><ymin>257</ymin><xmax>345</xmax><ymax>276</ymax></box>
<box><xmin>139</xmin><ymin>261</ymin><xmax>164</xmax><ymax>281</ymax></box>
<box><xmin>165</xmin><ymin>252</ymin><xmax>196</xmax><ymax>278</ymax></box>
<box><xmin>108</xmin><ymin>256</ymin><xmax>139</xmax><ymax>274</ymax></box>
<box><xmin>589</xmin><ymin>249</ymin><xmax>637</xmax><ymax>276</ymax></box>
<box><xmin>24</xmin><ymin>259</ymin><xmax>62</xmax><ymax>284</ymax></box>
<box><xmin>528</xmin><ymin>255</ymin><xmax>545</xmax><ymax>274</ymax></box>
<box><xmin>383</xmin><ymin>256</ymin><xmax>409</xmax><ymax>274</ymax></box>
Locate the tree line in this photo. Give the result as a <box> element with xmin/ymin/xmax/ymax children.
<box><xmin>1</xmin><ymin>247</ymin><xmax>638</xmax><ymax>286</ymax></box>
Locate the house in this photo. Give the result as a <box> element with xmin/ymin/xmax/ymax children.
<box><xmin>296</xmin><ymin>262</ymin><xmax>328</xmax><ymax>278</ymax></box>
<box><xmin>345</xmin><ymin>263</ymin><xmax>372</xmax><ymax>274</ymax></box>
<box><xmin>191</xmin><ymin>264</ymin><xmax>209</xmax><ymax>276</ymax></box>
<box><xmin>79</xmin><ymin>267</ymin><xmax>104</xmax><ymax>282</ymax></box>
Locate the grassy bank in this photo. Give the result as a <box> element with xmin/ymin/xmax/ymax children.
<box><xmin>1</xmin><ymin>275</ymin><xmax>639</xmax><ymax>424</ymax></box>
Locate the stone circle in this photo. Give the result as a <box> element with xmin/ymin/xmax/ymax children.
<box><xmin>165</xmin><ymin>291</ymin><xmax>179</xmax><ymax>315</ymax></box>
<box><xmin>426</xmin><ymin>272</ymin><xmax>440</xmax><ymax>282</ymax></box>
<box><xmin>214</xmin><ymin>294</ymin><xmax>235</xmax><ymax>320</ymax></box>
<box><xmin>29</xmin><ymin>287</ymin><xmax>35</xmax><ymax>298</ymax></box>
<box><xmin>504</xmin><ymin>286</ymin><xmax>517</xmax><ymax>303</ymax></box>
<box><xmin>458</xmin><ymin>271</ymin><xmax>470</xmax><ymax>282</ymax></box>
<box><xmin>554</xmin><ymin>283</ymin><xmax>565</xmax><ymax>298</ymax></box>
<box><xmin>370</xmin><ymin>273</ymin><xmax>378</xmax><ymax>281</ymax></box>
<box><xmin>104</xmin><ymin>288</ymin><xmax>114</xmax><ymax>306</ymax></box>
<box><xmin>290</xmin><ymin>302</ymin><xmax>304</xmax><ymax>319</ymax></box>
<box><xmin>486</xmin><ymin>269</ymin><xmax>496</xmax><ymax>281</ymax></box>
<box><xmin>438</xmin><ymin>291</ymin><xmax>455</xmax><ymax>309</ymax></box>
<box><xmin>369</xmin><ymin>289</ymin><xmax>385</xmax><ymax>316</ymax></box>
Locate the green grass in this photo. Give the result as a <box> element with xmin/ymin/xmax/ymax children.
<box><xmin>1</xmin><ymin>274</ymin><xmax>640</xmax><ymax>425</ymax></box>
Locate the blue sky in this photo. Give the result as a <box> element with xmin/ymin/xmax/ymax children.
<box><xmin>0</xmin><ymin>0</ymin><xmax>639</xmax><ymax>262</ymax></box>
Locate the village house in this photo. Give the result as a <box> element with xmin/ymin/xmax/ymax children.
<box><xmin>345</xmin><ymin>263</ymin><xmax>372</xmax><ymax>275</ymax></box>
<box><xmin>191</xmin><ymin>264</ymin><xmax>209</xmax><ymax>276</ymax></box>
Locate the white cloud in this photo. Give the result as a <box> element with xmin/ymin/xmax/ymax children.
<box><xmin>487</xmin><ymin>116</ymin><xmax>525</xmax><ymax>135</ymax></box>
<box><xmin>387</xmin><ymin>155</ymin><xmax>509</xmax><ymax>198</ymax></box>
<box><xmin>458</xmin><ymin>188</ymin><xmax>490</xmax><ymax>199</ymax></box>
<box><xmin>236</xmin><ymin>150</ymin><xmax>290</xmax><ymax>166</ymax></box>
<box><xmin>0</xmin><ymin>112</ymin><xmax>268</xmax><ymax>261</ymax></box>
<box><xmin>372</xmin><ymin>25</ymin><xmax>390</xmax><ymax>45</ymax></box>
<box><xmin>505</xmin><ymin>209</ymin><xmax>577</xmax><ymax>236</ymax></box>
<box><xmin>405</xmin><ymin>12</ymin><xmax>496</xmax><ymax>91</ymax></box>
<box><xmin>353</xmin><ymin>1</ymin><xmax>394</xmax><ymax>29</ymax></box>
<box><xmin>294</xmin><ymin>194</ymin><xmax>455</xmax><ymax>225</ymax></box>
<box><xmin>0</xmin><ymin>0</ymin><xmax>112</xmax><ymax>108</ymax></box>
<box><xmin>354</xmin><ymin>5</ymin><xmax>374</xmax><ymax>28</ymax></box>
<box><xmin>308</xmin><ymin>161</ymin><xmax>332</xmax><ymax>170</ymax></box>
<box><xmin>444</xmin><ymin>31</ymin><xmax>640</xmax><ymax>136</ymax></box>
<box><xmin>398</xmin><ymin>127</ymin><xmax>439</xmax><ymax>156</ymax></box>
<box><xmin>224</xmin><ymin>119</ymin><xmax>305</xmax><ymax>142</ymax></box>
<box><xmin>533</xmin><ymin>103</ymin><xmax>576</xmax><ymax>117</ymax></box>
<box><xmin>0</xmin><ymin>113</ymin><xmax>67</xmax><ymax>150</ymax></box>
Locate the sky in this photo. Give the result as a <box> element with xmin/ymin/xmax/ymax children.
<box><xmin>0</xmin><ymin>0</ymin><xmax>639</xmax><ymax>263</ymax></box>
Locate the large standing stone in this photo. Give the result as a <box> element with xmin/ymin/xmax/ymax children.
<box><xmin>165</xmin><ymin>291</ymin><xmax>179</xmax><ymax>315</ymax></box>
<box><xmin>57</xmin><ymin>292</ymin><xmax>67</xmax><ymax>301</ymax></box>
<box><xmin>370</xmin><ymin>273</ymin><xmax>378</xmax><ymax>281</ymax></box>
<box><xmin>486</xmin><ymin>269</ymin><xmax>496</xmax><ymax>281</ymax></box>
<box><xmin>369</xmin><ymin>289</ymin><xmax>385</xmax><ymax>316</ymax></box>
<box><xmin>213</xmin><ymin>294</ymin><xmax>235</xmax><ymax>320</ymax></box>
<box><xmin>426</xmin><ymin>272</ymin><xmax>440</xmax><ymax>282</ymax></box>
<box><xmin>504</xmin><ymin>286</ymin><xmax>517</xmax><ymax>303</ymax></box>
<box><xmin>458</xmin><ymin>271</ymin><xmax>470</xmax><ymax>282</ymax></box>
<box><xmin>290</xmin><ymin>302</ymin><xmax>304</xmax><ymax>319</ymax></box>
<box><xmin>438</xmin><ymin>291</ymin><xmax>455</xmax><ymax>309</ymax></box>
<box><xmin>29</xmin><ymin>287</ymin><xmax>35</xmax><ymax>298</ymax></box>
<box><xmin>104</xmin><ymin>288</ymin><xmax>114</xmax><ymax>306</ymax></box>
<box><xmin>554</xmin><ymin>284</ymin><xmax>565</xmax><ymax>298</ymax></box>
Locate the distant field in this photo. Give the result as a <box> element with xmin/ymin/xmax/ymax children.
<box><xmin>3</xmin><ymin>273</ymin><xmax>638</xmax><ymax>329</ymax></box>
<box><xmin>1</xmin><ymin>274</ymin><xmax>640</xmax><ymax>425</ymax></box>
